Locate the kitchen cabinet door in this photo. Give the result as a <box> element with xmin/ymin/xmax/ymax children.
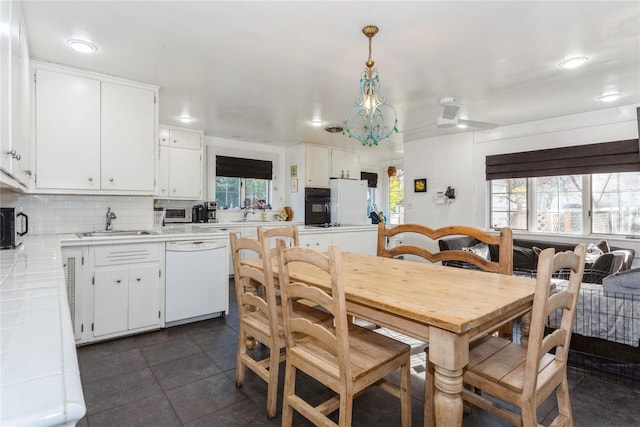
<box><xmin>159</xmin><ymin>127</ymin><xmax>202</xmax><ymax>150</ymax></box>
<box><xmin>128</xmin><ymin>264</ymin><xmax>161</xmax><ymax>330</ymax></box>
<box><xmin>35</xmin><ymin>69</ymin><xmax>101</xmax><ymax>190</ymax></box>
<box><xmin>93</xmin><ymin>267</ymin><xmax>129</xmax><ymax>337</ymax></box>
<box><xmin>167</xmin><ymin>147</ymin><xmax>202</xmax><ymax>198</ymax></box>
<box><xmin>299</xmin><ymin>232</ymin><xmax>332</xmax><ymax>252</ymax></box>
<box><xmin>330</xmin><ymin>148</ymin><xmax>360</xmax><ymax>179</ymax></box>
<box><xmin>101</xmin><ymin>82</ymin><xmax>156</xmax><ymax>191</ymax></box>
<box><xmin>157</xmin><ymin>145</ymin><xmax>170</xmax><ymax>197</ymax></box>
<box><xmin>305</xmin><ymin>144</ymin><xmax>330</xmax><ymax>187</ymax></box>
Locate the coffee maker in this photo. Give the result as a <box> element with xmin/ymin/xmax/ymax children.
<box><xmin>205</xmin><ymin>201</ymin><xmax>218</xmax><ymax>223</ymax></box>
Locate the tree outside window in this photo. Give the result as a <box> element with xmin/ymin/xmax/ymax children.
<box><xmin>389</xmin><ymin>169</ymin><xmax>404</xmax><ymax>225</ymax></box>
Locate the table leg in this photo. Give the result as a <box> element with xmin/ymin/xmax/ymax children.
<box><xmin>428</xmin><ymin>327</ymin><xmax>469</xmax><ymax>427</ymax></box>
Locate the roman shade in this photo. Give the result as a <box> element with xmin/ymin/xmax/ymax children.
<box><xmin>361</xmin><ymin>171</ymin><xmax>378</xmax><ymax>188</ymax></box>
<box><xmin>485</xmin><ymin>139</ymin><xmax>640</xmax><ymax>180</ymax></box>
<box><xmin>216</xmin><ymin>156</ymin><xmax>272</xmax><ymax>180</ymax></box>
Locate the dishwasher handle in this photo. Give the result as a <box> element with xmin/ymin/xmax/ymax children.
<box><xmin>166</xmin><ymin>241</ymin><xmax>226</xmax><ymax>252</ymax></box>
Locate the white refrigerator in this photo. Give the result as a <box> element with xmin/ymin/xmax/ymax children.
<box><xmin>329</xmin><ymin>179</ymin><xmax>368</xmax><ymax>225</ymax></box>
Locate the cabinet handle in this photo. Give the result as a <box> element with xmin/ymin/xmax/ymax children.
<box><xmin>109</xmin><ymin>177</ymin><xmax>114</xmax><ymax>182</ymax></box>
<box><xmin>14</xmin><ymin>154</ymin><xmax>21</xmax><ymax>161</ymax></box>
<box><xmin>136</xmin><ymin>277</ymin><xmax>141</xmax><ymax>281</ymax></box>
<box><xmin>173</xmin><ymin>139</ymin><xmax>177</xmax><ymax>144</ymax></box>
<box><xmin>116</xmin><ymin>279</ymin><xmax>122</xmax><ymax>284</ymax></box>
<box><xmin>24</xmin><ymin>169</ymin><xmax>32</xmax><ymax>176</ymax></box>
<box><xmin>172</xmin><ymin>188</ymin><xmax>176</xmax><ymax>193</ymax></box>
<box><xmin>88</xmin><ymin>177</ymin><xmax>93</xmax><ymax>182</ymax></box>
<box><xmin>6</xmin><ymin>149</ymin><xmax>16</xmax><ymax>157</ymax></box>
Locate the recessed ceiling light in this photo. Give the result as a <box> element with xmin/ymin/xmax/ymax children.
<box><xmin>68</xmin><ymin>39</ymin><xmax>97</xmax><ymax>53</ymax></box>
<box><xmin>598</xmin><ymin>93</ymin><xmax>623</xmax><ymax>102</ymax></box>
<box><xmin>559</xmin><ymin>56</ymin><xmax>589</xmax><ymax>69</ymax></box>
<box><xmin>179</xmin><ymin>114</ymin><xmax>192</xmax><ymax>123</ymax></box>
<box><xmin>310</xmin><ymin>119</ymin><xmax>323</xmax><ymax>127</ymax></box>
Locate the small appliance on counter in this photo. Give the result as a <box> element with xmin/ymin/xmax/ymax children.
<box><xmin>192</xmin><ymin>204</ymin><xmax>206</xmax><ymax>223</ymax></box>
<box><xmin>0</xmin><ymin>207</ymin><xmax>28</xmax><ymax>249</ymax></box>
<box><xmin>205</xmin><ymin>201</ymin><xmax>218</xmax><ymax>223</ymax></box>
<box><xmin>164</xmin><ymin>207</ymin><xmax>192</xmax><ymax>223</ymax></box>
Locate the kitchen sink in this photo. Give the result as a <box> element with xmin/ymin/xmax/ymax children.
<box><xmin>76</xmin><ymin>230</ymin><xmax>160</xmax><ymax>238</ymax></box>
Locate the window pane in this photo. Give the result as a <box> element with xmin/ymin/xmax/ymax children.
<box><xmin>244</xmin><ymin>178</ymin><xmax>269</xmax><ymax>209</ymax></box>
<box><xmin>389</xmin><ymin>169</ymin><xmax>404</xmax><ymax>225</ymax></box>
<box><xmin>534</xmin><ymin>175</ymin><xmax>583</xmax><ymax>234</ymax></box>
<box><xmin>489</xmin><ymin>178</ymin><xmax>527</xmax><ymax>230</ymax></box>
<box><xmin>215</xmin><ymin>177</ymin><xmax>241</xmax><ymax>209</ymax></box>
<box><xmin>592</xmin><ymin>172</ymin><xmax>640</xmax><ymax>236</ymax></box>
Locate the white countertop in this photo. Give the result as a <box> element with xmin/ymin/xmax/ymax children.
<box><xmin>1</xmin><ymin>235</ymin><xmax>85</xmax><ymax>427</ymax></box>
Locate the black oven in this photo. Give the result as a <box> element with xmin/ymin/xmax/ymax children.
<box><xmin>305</xmin><ymin>187</ymin><xmax>331</xmax><ymax>225</ymax></box>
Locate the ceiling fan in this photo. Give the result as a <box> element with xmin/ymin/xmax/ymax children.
<box><xmin>436</xmin><ymin>97</ymin><xmax>499</xmax><ymax>129</ymax></box>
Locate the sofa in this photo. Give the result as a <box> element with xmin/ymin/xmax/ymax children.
<box><xmin>438</xmin><ymin>236</ymin><xmax>635</xmax><ymax>284</ymax></box>
<box><xmin>439</xmin><ymin>235</ymin><xmax>639</xmax><ymax>382</ymax></box>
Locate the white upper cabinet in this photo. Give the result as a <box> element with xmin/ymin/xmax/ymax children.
<box><xmin>101</xmin><ymin>82</ymin><xmax>156</xmax><ymax>191</ymax></box>
<box><xmin>0</xmin><ymin>2</ymin><xmax>32</xmax><ymax>189</ymax></box>
<box><xmin>35</xmin><ymin>70</ymin><xmax>101</xmax><ymax>190</ymax></box>
<box><xmin>33</xmin><ymin>61</ymin><xmax>158</xmax><ymax>194</ymax></box>
<box><xmin>159</xmin><ymin>127</ymin><xmax>202</xmax><ymax>150</ymax></box>
<box><xmin>157</xmin><ymin>125</ymin><xmax>203</xmax><ymax>199</ymax></box>
<box><xmin>330</xmin><ymin>148</ymin><xmax>360</xmax><ymax>179</ymax></box>
<box><xmin>305</xmin><ymin>144</ymin><xmax>330</xmax><ymax>187</ymax></box>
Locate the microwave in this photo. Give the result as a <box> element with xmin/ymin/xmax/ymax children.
<box><xmin>164</xmin><ymin>207</ymin><xmax>192</xmax><ymax>223</ymax></box>
<box><xmin>0</xmin><ymin>207</ymin><xmax>28</xmax><ymax>249</ymax></box>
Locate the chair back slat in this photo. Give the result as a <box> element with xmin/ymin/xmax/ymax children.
<box><xmin>377</xmin><ymin>223</ymin><xmax>513</xmax><ymax>275</ymax></box>
<box><xmin>258</xmin><ymin>225</ymin><xmax>300</xmax><ymax>258</ymax></box>
<box><xmin>522</xmin><ymin>244</ymin><xmax>586</xmax><ymax>395</ymax></box>
<box><xmin>277</xmin><ymin>242</ymin><xmax>351</xmax><ymax>381</ymax></box>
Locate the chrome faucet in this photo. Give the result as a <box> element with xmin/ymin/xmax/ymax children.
<box><xmin>105</xmin><ymin>207</ymin><xmax>117</xmax><ymax>230</ymax></box>
<box><xmin>242</xmin><ymin>207</ymin><xmax>255</xmax><ymax>221</ymax></box>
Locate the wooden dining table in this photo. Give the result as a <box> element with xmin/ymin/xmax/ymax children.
<box><xmin>243</xmin><ymin>251</ymin><xmax>537</xmax><ymax>427</ymax></box>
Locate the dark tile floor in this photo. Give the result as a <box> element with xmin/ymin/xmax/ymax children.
<box><xmin>76</xmin><ymin>280</ymin><xmax>640</xmax><ymax>426</ymax></box>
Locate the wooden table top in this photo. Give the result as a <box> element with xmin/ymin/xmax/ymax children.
<box><xmin>245</xmin><ymin>252</ymin><xmax>537</xmax><ymax>335</ymax></box>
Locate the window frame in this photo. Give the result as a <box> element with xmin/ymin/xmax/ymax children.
<box><xmin>489</xmin><ymin>172</ymin><xmax>640</xmax><ymax>238</ymax></box>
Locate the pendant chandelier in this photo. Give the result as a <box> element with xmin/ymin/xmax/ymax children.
<box><xmin>343</xmin><ymin>25</ymin><xmax>398</xmax><ymax>147</ymax></box>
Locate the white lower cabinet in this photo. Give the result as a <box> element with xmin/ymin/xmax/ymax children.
<box><xmin>93</xmin><ymin>264</ymin><xmax>161</xmax><ymax>337</ymax></box>
<box><xmin>300</xmin><ymin>228</ymin><xmax>377</xmax><ymax>255</ymax></box>
<box><xmin>88</xmin><ymin>243</ymin><xmax>163</xmax><ymax>342</ymax></box>
<box><xmin>299</xmin><ymin>232</ymin><xmax>332</xmax><ymax>252</ymax></box>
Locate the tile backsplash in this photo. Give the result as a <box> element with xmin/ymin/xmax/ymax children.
<box><xmin>0</xmin><ymin>192</ymin><xmax>154</xmax><ymax>235</ymax></box>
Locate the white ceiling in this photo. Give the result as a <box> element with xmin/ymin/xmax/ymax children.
<box><xmin>22</xmin><ymin>1</ymin><xmax>640</xmax><ymax>163</ymax></box>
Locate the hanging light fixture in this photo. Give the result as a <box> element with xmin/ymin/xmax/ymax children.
<box><xmin>343</xmin><ymin>25</ymin><xmax>398</xmax><ymax>147</ymax></box>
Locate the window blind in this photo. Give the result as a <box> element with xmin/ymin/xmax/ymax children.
<box><xmin>361</xmin><ymin>172</ymin><xmax>378</xmax><ymax>188</ymax></box>
<box><xmin>485</xmin><ymin>139</ymin><xmax>640</xmax><ymax>180</ymax></box>
<box><xmin>215</xmin><ymin>156</ymin><xmax>273</xmax><ymax>180</ymax></box>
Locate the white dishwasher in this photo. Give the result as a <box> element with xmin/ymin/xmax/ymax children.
<box><xmin>165</xmin><ymin>240</ymin><xmax>229</xmax><ymax>326</ymax></box>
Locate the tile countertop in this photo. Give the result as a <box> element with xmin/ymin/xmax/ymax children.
<box><xmin>1</xmin><ymin>235</ymin><xmax>85</xmax><ymax>427</ymax></box>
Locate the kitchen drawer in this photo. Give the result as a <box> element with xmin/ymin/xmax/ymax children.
<box><xmin>94</xmin><ymin>243</ymin><xmax>162</xmax><ymax>266</ymax></box>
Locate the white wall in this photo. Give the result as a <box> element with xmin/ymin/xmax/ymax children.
<box><xmin>403</xmin><ymin>104</ymin><xmax>640</xmax><ymax>252</ymax></box>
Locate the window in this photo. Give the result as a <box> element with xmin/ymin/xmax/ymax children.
<box><xmin>489</xmin><ymin>171</ymin><xmax>640</xmax><ymax>237</ymax></box>
<box><xmin>490</xmin><ymin>178</ymin><xmax>527</xmax><ymax>230</ymax></box>
<box><xmin>388</xmin><ymin>168</ymin><xmax>404</xmax><ymax>225</ymax></box>
<box><xmin>215</xmin><ymin>177</ymin><xmax>270</xmax><ymax>209</ymax></box>
<box><xmin>215</xmin><ymin>156</ymin><xmax>272</xmax><ymax>209</ymax></box>
<box><xmin>592</xmin><ymin>172</ymin><xmax>640</xmax><ymax>235</ymax></box>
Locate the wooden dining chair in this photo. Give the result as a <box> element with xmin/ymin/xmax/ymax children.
<box><xmin>428</xmin><ymin>244</ymin><xmax>586</xmax><ymax>427</ymax></box>
<box><xmin>376</xmin><ymin>223</ymin><xmax>513</xmax><ymax>275</ymax></box>
<box><xmin>277</xmin><ymin>242</ymin><xmax>412</xmax><ymax>427</ymax></box>
<box><xmin>257</xmin><ymin>225</ymin><xmax>299</xmax><ymax>257</ymax></box>
<box><xmin>229</xmin><ymin>232</ymin><xmax>330</xmax><ymax>419</ymax></box>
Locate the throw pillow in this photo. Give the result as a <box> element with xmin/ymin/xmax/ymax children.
<box><xmin>585</xmin><ymin>243</ymin><xmax>605</xmax><ymax>264</ymax></box>
<box><xmin>513</xmin><ymin>245</ymin><xmax>541</xmax><ymax>271</ymax></box>
<box><xmin>595</xmin><ymin>239</ymin><xmax>610</xmax><ymax>254</ymax></box>
<box><xmin>461</xmin><ymin>242</ymin><xmax>491</xmax><ymax>261</ymax></box>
